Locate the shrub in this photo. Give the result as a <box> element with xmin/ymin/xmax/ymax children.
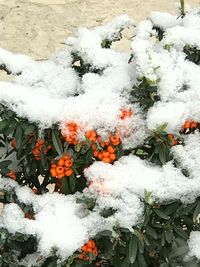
<box><xmin>1</xmin><ymin>1</ymin><xmax>200</xmax><ymax>266</ymax></box>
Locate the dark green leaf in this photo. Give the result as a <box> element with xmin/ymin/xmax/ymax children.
<box><xmin>129</xmin><ymin>236</ymin><xmax>138</xmax><ymax>264</ymax></box>
<box><xmin>154</xmin><ymin>209</ymin><xmax>170</xmax><ymax>220</ymax></box>
<box><xmin>24</xmin><ymin>125</ymin><xmax>35</xmax><ymax>135</ymax></box>
<box><xmin>62</xmin><ymin>177</ymin><xmax>70</xmax><ymax>195</ymax></box>
<box><xmin>52</xmin><ymin>129</ymin><xmax>63</xmax><ymax>155</ymax></box>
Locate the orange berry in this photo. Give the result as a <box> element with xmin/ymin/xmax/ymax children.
<box><xmin>120</xmin><ymin>109</ymin><xmax>133</xmax><ymax>120</ymax></box>
<box><xmin>91</xmin><ymin>144</ymin><xmax>97</xmax><ymax>150</ymax></box>
<box><xmin>10</xmin><ymin>139</ymin><xmax>16</xmax><ymax>149</ymax></box>
<box><xmin>79</xmin><ymin>253</ymin><xmax>84</xmax><ymax>259</ymax></box>
<box><xmin>110</xmin><ymin>153</ymin><xmax>116</xmax><ymax>161</ymax></box>
<box><xmin>6</xmin><ymin>171</ymin><xmax>16</xmax><ymax>180</ymax></box>
<box><xmin>102</xmin><ymin>157</ymin><xmax>111</xmax><ymax>163</ymax></box>
<box><xmin>172</xmin><ymin>140</ymin><xmax>178</xmax><ymax>146</ymax></box>
<box><xmin>70</xmin><ymin>131</ymin><xmax>77</xmax><ymax>137</ymax></box>
<box><xmin>63</xmin><ymin>154</ymin><xmax>70</xmax><ymax>160</ymax></box>
<box><xmin>97</xmin><ymin>136</ymin><xmax>102</xmax><ymax>143</ymax></box>
<box><xmin>111</xmin><ymin>140</ymin><xmax>120</xmax><ymax>146</ymax></box>
<box><xmin>65</xmin><ymin>159</ymin><xmax>73</xmax><ymax>168</ymax></box>
<box><xmin>190</xmin><ymin>121</ymin><xmax>198</xmax><ymax>129</ymax></box>
<box><xmin>66</xmin><ymin>136</ymin><xmax>73</xmax><ymax>143</ymax></box>
<box><xmin>81</xmin><ymin>245</ymin><xmax>88</xmax><ymax>252</ymax></box>
<box><xmin>104</xmin><ymin>140</ymin><xmax>110</xmax><ymax>146</ymax></box>
<box><xmin>91</xmin><ymin>131</ymin><xmax>97</xmax><ymax>137</ymax></box>
<box><xmin>100</xmin><ymin>142</ymin><xmax>106</xmax><ymax>147</ymax></box>
<box><xmin>98</xmin><ymin>152</ymin><xmax>103</xmax><ymax>160</ymax></box>
<box><xmin>51</xmin><ymin>164</ymin><xmax>57</xmax><ymax>168</ymax></box>
<box><xmin>38</xmin><ymin>139</ymin><xmax>45</xmax><ymax>145</ymax></box>
<box><xmin>167</xmin><ymin>134</ymin><xmax>174</xmax><ymax>140</ymax></box>
<box><xmin>57</xmin><ymin>173</ymin><xmax>65</xmax><ymax>179</ymax></box>
<box><xmin>32</xmin><ymin>188</ymin><xmax>38</xmax><ymax>194</ymax></box>
<box><xmin>68</xmin><ymin>125</ymin><xmax>76</xmax><ymax>132</ymax></box>
<box><xmin>65</xmin><ymin>168</ymin><xmax>73</xmax><ymax>177</ymax></box>
<box><xmin>87</xmin><ymin>240</ymin><xmax>96</xmax><ymax>249</ymax></box>
<box><xmin>89</xmin><ymin>136</ymin><xmax>96</xmax><ymax>143</ymax></box>
<box><xmin>50</xmin><ymin>168</ymin><xmax>57</xmax><ymax>177</ymax></box>
<box><xmin>183</xmin><ymin>120</ymin><xmax>192</xmax><ymax>129</ymax></box>
<box><xmin>56</xmin><ymin>166</ymin><xmax>65</xmax><ymax>174</ymax></box>
<box><xmin>85</xmin><ymin>131</ymin><xmax>91</xmax><ymax>138</ymax></box>
<box><xmin>33</xmin><ymin>147</ymin><xmax>40</xmax><ymax>155</ymax></box>
<box><xmin>107</xmin><ymin>145</ymin><xmax>115</xmax><ymax>154</ymax></box>
<box><xmin>93</xmin><ymin>150</ymin><xmax>99</xmax><ymax>157</ymax></box>
<box><xmin>68</xmin><ymin>122</ymin><xmax>77</xmax><ymax>128</ymax></box>
<box><xmin>58</xmin><ymin>158</ymin><xmax>65</xmax><ymax>166</ymax></box>
<box><xmin>86</xmin><ymin>247</ymin><xmax>93</xmax><ymax>253</ymax></box>
<box><xmin>73</xmin><ymin>139</ymin><xmax>78</xmax><ymax>145</ymax></box>
<box><xmin>93</xmin><ymin>247</ymin><xmax>98</xmax><ymax>256</ymax></box>
<box><xmin>102</xmin><ymin>151</ymin><xmax>110</xmax><ymax>158</ymax></box>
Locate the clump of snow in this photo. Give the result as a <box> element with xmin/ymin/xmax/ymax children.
<box><xmin>66</xmin><ymin>15</ymin><xmax>134</xmax><ymax>68</ymax></box>
<box><xmin>188</xmin><ymin>231</ymin><xmax>200</xmax><ymax>260</ymax></box>
<box><xmin>0</xmin><ymin>177</ymin><xmax>143</xmax><ymax>259</ymax></box>
<box><xmin>0</xmin><ymin>48</ymin><xmax>34</xmax><ymax>74</ymax></box>
<box><xmin>172</xmin><ymin>132</ymin><xmax>200</xmax><ymax>178</ymax></box>
<box><xmin>85</xmin><ymin>154</ymin><xmax>200</xmax><ymax>204</ymax></box>
<box><xmin>149</xmin><ymin>11</ymin><xmax>179</xmax><ymax>30</ymax></box>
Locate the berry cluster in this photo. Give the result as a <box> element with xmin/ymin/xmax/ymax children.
<box><xmin>180</xmin><ymin>120</ymin><xmax>198</xmax><ymax>134</ymax></box>
<box><xmin>79</xmin><ymin>240</ymin><xmax>98</xmax><ymax>261</ymax></box>
<box><xmin>63</xmin><ymin>122</ymin><xmax>79</xmax><ymax>145</ymax></box>
<box><xmin>167</xmin><ymin>134</ymin><xmax>178</xmax><ymax>146</ymax></box>
<box><xmin>120</xmin><ymin>108</ymin><xmax>133</xmax><ymax>120</ymax></box>
<box><xmin>32</xmin><ymin>139</ymin><xmax>51</xmax><ymax>160</ymax></box>
<box><xmin>50</xmin><ymin>154</ymin><xmax>73</xmax><ymax>179</ymax></box>
<box><xmin>86</xmin><ymin>131</ymin><xmax>120</xmax><ymax>164</ymax></box>
<box><xmin>6</xmin><ymin>170</ymin><xmax>16</xmax><ymax>180</ymax></box>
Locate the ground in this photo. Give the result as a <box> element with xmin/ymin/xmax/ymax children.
<box><xmin>0</xmin><ymin>0</ymin><xmax>199</xmax><ymax>59</ymax></box>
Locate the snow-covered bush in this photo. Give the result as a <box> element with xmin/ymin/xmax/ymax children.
<box><xmin>1</xmin><ymin>1</ymin><xmax>200</xmax><ymax>266</ymax></box>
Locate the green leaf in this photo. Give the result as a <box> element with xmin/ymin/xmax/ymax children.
<box><xmin>154</xmin><ymin>208</ymin><xmax>170</xmax><ymax>220</ymax></box>
<box><xmin>129</xmin><ymin>236</ymin><xmax>138</xmax><ymax>264</ymax></box>
<box><xmin>0</xmin><ymin>120</ymin><xmax>8</xmax><ymax>131</ymax></box>
<box><xmin>69</xmin><ymin>174</ymin><xmax>76</xmax><ymax>193</ymax></box>
<box><xmin>158</xmin><ymin>146</ymin><xmax>167</xmax><ymax>165</ymax></box>
<box><xmin>165</xmin><ymin>229</ymin><xmax>174</xmax><ymax>244</ymax></box>
<box><xmin>145</xmin><ymin>225</ymin><xmax>158</xmax><ymax>240</ymax></box>
<box><xmin>14</xmin><ymin>124</ymin><xmax>23</xmax><ymax>150</ymax></box>
<box><xmin>40</xmin><ymin>153</ymin><xmax>49</xmax><ymax>170</ymax></box>
<box><xmin>75</xmin><ymin>142</ymin><xmax>82</xmax><ymax>152</ymax></box>
<box><xmin>62</xmin><ymin>177</ymin><xmax>70</xmax><ymax>195</ymax></box>
<box><xmin>0</xmin><ymin>160</ymin><xmax>12</xmax><ymax>169</ymax></box>
<box><xmin>155</xmin><ymin>123</ymin><xmax>168</xmax><ymax>133</ymax></box>
<box><xmin>170</xmin><ymin>245</ymin><xmax>188</xmax><ymax>258</ymax></box>
<box><xmin>193</xmin><ymin>200</ymin><xmax>200</xmax><ymax>221</ymax></box>
<box><xmin>52</xmin><ymin>129</ymin><xmax>63</xmax><ymax>155</ymax></box>
<box><xmin>159</xmin><ymin>263</ymin><xmax>169</xmax><ymax>267</ymax></box>
<box><xmin>24</xmin><ymin>125</ymin><xmax>35</xmax><ymax>135</ymax></box>
<box><xmin>173</xmin><ymin>225</ymin><xmax>188</xmax><ymax>240</ymax></box>
<box><xmin>164</xmin><ymin>202</ymin><xmax>180</xmax><ymax>216</ymax></box>
<box><xmin>133</xmin><ymin>230</ymin><xmax>144</xmax><ymax>254</ymax></box>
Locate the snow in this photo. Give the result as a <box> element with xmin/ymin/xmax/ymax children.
<box><xmin>85</xmin><ymin>151</ymin><xmax>200</xmax><ymax>204</ymax></box>
<box><xmin>1</xmin><ymin>4</ymin><xmax>200</xmax><ymax>264</ymax></box>
<box><xmin>0</xmin><ymin>179</ymin><xmax>99</xmax><ymax>259</ymax></box>
<box><xmin>188</xmin><ymin>231</ymin><xmax>200</xmax><ymax>260</ymax></box>
<box><xmin>0</xmin><ymin>177</ymin><xmax>142</xmax><ymax>259</ymax></box>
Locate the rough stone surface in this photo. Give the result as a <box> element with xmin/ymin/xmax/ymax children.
<box><xmin>0</xmin><ymin>0</ymin><xmax>199</xmax><ymax>59</ymax></box>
